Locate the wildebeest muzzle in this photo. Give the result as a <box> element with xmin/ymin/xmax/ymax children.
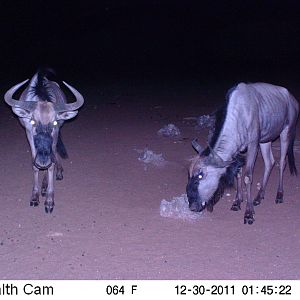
<box><xmin>186</xmin><ymin>175</ymin><xmax>206</xmax><ymax>212</ymax></box>
<box><xmin>33</xmin><ymin>130</ymin><xmax>55</xmax><ymax>170</ymax></box>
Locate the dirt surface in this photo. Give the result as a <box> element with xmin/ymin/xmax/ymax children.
<box><xmin>0</xmin><ymin>81</ymin><xmax>300</xmax><ymax>280</ymax></box>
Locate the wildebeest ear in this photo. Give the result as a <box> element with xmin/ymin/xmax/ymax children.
<box><xmin>191</xmin><ymin>138</ymin><xmax>203</xmax><ymax>154</ymax></box>
<box><xmin>57</xmin><ymin>110</ymin><xmax>78</xmax><ymax>120</ymax></box>
<box><xmin>12</xmin><ymin>107</ymin><xmax>31</xmax><ymax>118</ymax></box>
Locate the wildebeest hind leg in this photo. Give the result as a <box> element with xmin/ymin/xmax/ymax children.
<box><xmin>276</xmin><ymin>127</ymin><xmax>289</xmax><ymax>204</ymax></box>
<box><xmin>254</xmin><ymin>142</ymin><xmax>275</xmax><ymax>206</ymax></box>
<box><xmin>55</xmin><ymin>156</ymin><xmax>64</xmax><ymax>180</ymax></box>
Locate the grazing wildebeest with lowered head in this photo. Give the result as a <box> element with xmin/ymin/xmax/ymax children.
<box><xmin>186</xmin><ymin>82</ymin><xmax>299</xmax><ymax>224</ymax></box>
<box><xmin>4</xmin><ymin>69</ymin><xmax>84</xmax><ymax>213</ymax></box>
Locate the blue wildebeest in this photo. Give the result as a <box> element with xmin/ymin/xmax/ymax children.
<box><xmin>4</xmin><ymin>70</ymin><xmax>84</xmax><ymax>213</ymax></box>
<box><xmin>186</xmin><ymin>82</ymin><xmax>299</xmax><ymax>224</ymax></box>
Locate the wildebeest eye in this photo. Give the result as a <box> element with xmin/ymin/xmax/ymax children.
<box><xmin>198</xmin><ymin>172</ymin><xmax>204</xmax><ymax>180</ymax></box>
<box><xmin>53</xmin><ymin>120</ymin><xmax>58</xmax><ymax>126</ymax></box>
<box><xmin>30</xmin><ymin>119</ymin><xmax>36</xmax><ymax>126</ymax></box>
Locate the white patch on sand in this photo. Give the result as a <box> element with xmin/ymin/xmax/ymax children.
<box><xmin>47</xmin><ymin>232</ymin><xmax>63</xmax><ymax>237</ymax></box>
<box><xmin>136</xmin><ymin>148</ymin><xmax>167</xmax><ymax>170</ymax></box>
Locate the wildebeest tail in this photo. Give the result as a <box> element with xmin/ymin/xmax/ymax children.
<box><xmin>57</xmin><ymin>132</ymin><xmax>68</xmax><ymax>159</ymax></box>
<box><xmin>287</xmin><ymin>125</ymin><xmax>297</xmax><ymax>176</ymax></box>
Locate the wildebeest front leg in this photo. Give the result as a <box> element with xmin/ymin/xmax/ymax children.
<box><xmin>41</xmin><ymin>172</ymin><xmax>48</xmax><ymax>197</ymax></box>
<box><xmin>254</xmin><ymin>142</ymin><xmax>275</xmax><ymax>206</ymax></box>
<box><xmin>44</xmin><ymin>164</ymin><xmax>55</xmax><ymax>213</ymax></box>
<box><xmin>27</xmin><ymin>130</ymin><xmax>39</xmax><ymax>207</ymax></box>
<box><xmin>30</xmin><ymin>166</ymin><xmax>40</xmax><ymax>207</ymax></box>
<box><xmin>244</xmin><ymin>143</ymin><xmax>258</xmax><ymax>224</ymax></box>
<box><xmin>231</xmin><ymin>169</ymin><xmax>243</xmax><ymax>211</ymax></box>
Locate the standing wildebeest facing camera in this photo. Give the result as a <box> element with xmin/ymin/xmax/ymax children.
<box><xmin>4</xmin><ymin>69</ymin><xmax>84</xmax><ymax>213</ymax></box>
<box><xmin>186</xmin><ymin>83</ymin><xmax>299</xmax><ymax>224</ymax></box>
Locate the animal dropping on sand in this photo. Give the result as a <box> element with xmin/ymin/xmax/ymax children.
<box><xmin>137</xmin><ymin>148</ymin><xmax>166</xmax><ymax>167</ymax></box>
<box><xmin>160</xmin><ymin>194</ymin><xmax>203</xmax><ymax>220</ymax></box>
<box><xmin>157</xmin><ymin>123</ymin><xmax>181</xmax><ymax>137</ymax></box>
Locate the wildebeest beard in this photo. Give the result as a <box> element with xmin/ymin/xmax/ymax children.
<box><xmin>33</xmin><ymin>123</ymin><xmax>55</xmax><ymax>169</ymax></box>
<box><xmin>206</xmin><ymin>173</ymin><xmax>227</xmax><ymax>212</ymax></box>
<box><xmin>206</xmin><ymin>154</ymin><xmax>245</xmax><ymax>212</ymax></box>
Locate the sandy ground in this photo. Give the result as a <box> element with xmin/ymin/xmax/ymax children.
<box><xmin>0</xmin><ymin>81</ymin><xmax>300</xmax><ymax>280</ymax></box>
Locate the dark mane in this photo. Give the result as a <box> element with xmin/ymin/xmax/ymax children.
<box><xmin>200</xmin><ymin>85</ymin><xmax>237</xmax><ymax>157</ymax></box>
<box><xmin>29</xmin><ymin>69</ymin><xmax>55</xmax><ymax>102</ymax></box>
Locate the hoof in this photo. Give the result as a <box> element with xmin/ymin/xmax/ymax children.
<box><xmin>244</xmin><ymin>218</ymin><xmax>254</xmax><ymax>225</ymax></box>
<box><xmin>30</xmin><ymin>193</ymin><xmax>39</xmax><ymax>207</ymax></box>
<box><xmin>44</xmin><ymin>198</ymin><xmax>54</xmax><ymax>213</ymax></box>
<box><xmin>244</xmin><ymin>212</ymin><xmax>255</xmax><ymax>225</ymax></box>
<box><xmin>231</xmin><ymin>203</ymin><xmax>241</xmax><ymax>211</ymax></box>
<box><xmin>30</xmin><ymin>200</ymin><xmax>39</xmax><ymax>207</ymax></box>
<box><xmin>253</xmin><ymin>198</ymin><xmax>261</xmax><ymax>206</ymax></box>
<box><xmin>45</xmin><ymin>205</ymin><xmax>54</xmax><ymax>214</ymax></box>
<box><xmin>276</xmin><ymin>192</ymin><xmax>283</xmax><ymax>204</ymax></box>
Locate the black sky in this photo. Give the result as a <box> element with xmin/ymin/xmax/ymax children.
<box><xmin>1</xmin><ymin>0</ymin><xmax>300</xmax><ymax>84</ymax></box>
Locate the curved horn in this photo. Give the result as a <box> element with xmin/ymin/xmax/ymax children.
<box><xmin>60</xmin><ymin>81</ymin><xmax>84</xmax><ymax>111</ymax></box>
<box><xmin>4</xmin><ymin>79</ymin><xmax>37</xmax><ymax>110</ymax></box>
<box><xmin>192</xmin><ymin>138</ymin><xmax>204</xmax><ymax>154</ymax></box>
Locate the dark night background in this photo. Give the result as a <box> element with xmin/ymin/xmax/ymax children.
<box><xmin>1</xmin><ymin>0</ymin><xmax>300</xmax><ymax>87</ymax></box>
